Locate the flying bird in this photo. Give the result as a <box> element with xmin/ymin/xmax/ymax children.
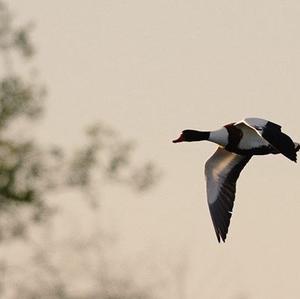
<box><xmin>173</xmin><ymin>117</ymin><xmax>300</xmax><ymax>242</ymax></box>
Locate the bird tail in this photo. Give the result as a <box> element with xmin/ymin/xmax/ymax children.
<box><xmin>295</xmin><ymin>142</ymin><xmax>300</xmax><ymax>152</ymax></box>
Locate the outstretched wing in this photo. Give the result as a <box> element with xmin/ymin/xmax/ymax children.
<box><xmin>205</xmin><ymin>147</ymin><xmax>251</xmax><ymax>242</ymax></box>
<box><xmin>243</xmin><ymin>118</ymin><xmax>297</xmax><ymax>162</ymax></box>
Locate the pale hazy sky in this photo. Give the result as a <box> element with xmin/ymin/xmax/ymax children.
<box><xmin>10</xmin><ymin>1</ymin><xmax>300</xmax><ymax>298</ymax></box>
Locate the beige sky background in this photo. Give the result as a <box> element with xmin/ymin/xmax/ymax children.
<box><xmin>10</xmin><ymin>1</ymin><xmax>300</xmax><ymax>298</ymax></box>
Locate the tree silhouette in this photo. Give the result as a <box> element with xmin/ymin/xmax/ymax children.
<box><xmin>0</xmin><ymin>1</ymin><xmax>160</xmax><ymax>298</ymax></box>
<box><xmin>0</xmin><ymin>0</ymin><xmax>158</xmax><ymax>236</ymax></box>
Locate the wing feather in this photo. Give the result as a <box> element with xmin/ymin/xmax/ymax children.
<box><xmin>205</xmin><ymin>147</ymin><xmax>251</xmax><ymax>242</ymax></box>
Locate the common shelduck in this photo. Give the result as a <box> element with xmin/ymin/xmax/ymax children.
<box><xmin>173</xmin><ymin>117</ymin><xmax>300</xmax><ymax>242</ymax></box>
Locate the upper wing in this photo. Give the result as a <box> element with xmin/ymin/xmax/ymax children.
<box><xmin>243</xmin><ymin>118</ymin><xmax>297</xmax><ymax>162</ymax></box>
<box><xmin>205</xmin><ymin>147</ymin><xmax>251</xmax><ymax>242</ymax></box>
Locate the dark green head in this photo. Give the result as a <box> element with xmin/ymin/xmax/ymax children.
<box><xmin>172</xmin><ymin>130</ymin><xmax>210</xmax><ymax>143</ymax></box>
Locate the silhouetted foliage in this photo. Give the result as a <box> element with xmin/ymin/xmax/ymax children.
<box><xmin>0</xmin><ymin>0</ymin><xmax>158</xmax><ymax>224</ymax></box>
<box><xmin>67</xmin><ymin>123</ymin><xmax>158</xmax><ymax>192</ymax></box>
<box><xmin>0</xmin><ymin>0</ymin><xmax>43</xmax><ymax>209</ymax></box>
<box><xmin>0</xmin><ymin>2</ymin><xmax>160</xmax><ymax>299</ymax></box>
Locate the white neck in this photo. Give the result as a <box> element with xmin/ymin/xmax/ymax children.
<box><xmin>208</xmin><ymin>127</ymin><xmax>229</xmax><ymax>147</ymax></box>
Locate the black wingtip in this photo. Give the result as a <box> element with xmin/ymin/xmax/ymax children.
<box><xmin>214</xmin><ymin>229</ymin><xmax>227</xmax><ymax>243</ymax></box>
<box><xmin>219</xmin><ymin>232</ymin><xmax>227</xmax><ymax>243</ymax></box>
